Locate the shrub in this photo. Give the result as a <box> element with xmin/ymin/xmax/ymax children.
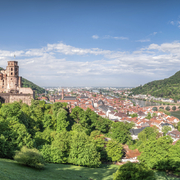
<box><xmin>14</xmin><ymin>146</ymin><xmax>45</xmax><ymax>169</ymax></box>
<box><xmin>113</xmin><ymin>162</ymin><xmax>156</xmax><ymax>180</ymax></box>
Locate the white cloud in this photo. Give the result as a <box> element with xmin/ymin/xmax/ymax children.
<box><xmin>92</xmin><ymin>35</ymin><xmax>99</xmax><ymax>39</ymax></box>
<box><xmin>1</xmin><ymin>41</ymin><xmax>180</xmax><ymax>86</ymax></box>
<box><xmin>170</xmin><ymin>21</ymin><xmax>175</xmax><ymax>25</ymax></box>
<box><xmin>136</xmin><ymin>39</ymin><xmax>150</xmax><ymax>42</ymax></box>
<box><xmin>169</xmin><ymin>19</ymin><xmax>180</xmax><ymax>28</ymax></box>
<box><xmin>113</xmin><ymin>36</ymin><xmax>129</xmax><ymax>40</ymax></box>
<box><xmin>103</xmin><ymin>35</ymin><xmax>128</xmax><ymax>40</ymax></box>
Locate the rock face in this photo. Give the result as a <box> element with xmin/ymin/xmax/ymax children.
<box><xmin>0</xmin><ymin>61</ymin><xmax>34</xmax><ymax>105</ymax></box>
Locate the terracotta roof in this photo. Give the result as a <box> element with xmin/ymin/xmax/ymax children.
<box><xmin>125</xmin><ymin>149</ymin><xmax>141</xmax><ymax>159</ymax></box>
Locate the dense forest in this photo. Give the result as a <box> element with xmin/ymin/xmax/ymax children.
<box><xmin>1</xmin><ymin>101</ymin><xmax>180</xmax><ymax>179</ymax></box>
<box><xmin>131</xmin><ymin>71</ymin><xmax>180</xmax><ymax>100</ymax></box>
<box><xmin>0</xmin><ymin>100</ymin><xmax>133</xmax><ymax>168</ymax></box>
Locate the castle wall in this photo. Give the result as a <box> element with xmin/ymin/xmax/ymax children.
<box><xmin>9</xmin><ymin>94</ymin><xmax>33</xmax><ymax>106</ymax></box>
<box><xmin>0</xmin><ymin>93</ymin><xmax>10</xmax><ymax>103</ymax></box>
<box><xmin>0</xmin><ymin>61</ymin><xmax>35</xmax><ymax>105</ymax></box>
<box><xmin>0</xmin><ymin>93</ymin><xmax>33</xmax><ymax>106</ymax></box>
<box><xmin>19</xmin><ymin>87</ymin><xmax>33</xmax><ymax>94</ymax></box>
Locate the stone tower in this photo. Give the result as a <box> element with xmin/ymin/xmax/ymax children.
<box><xmin>0</xmin><ymin>61</ymin><xmax>35</xmax><ymax>105</ymax></box>
<box><xmin>6</xmin><ymin>61</ymin><xmax>21</xmax><ymax>93</ymax></box>
<box><xmin>62</xmin><ymin>89</ymin><xmax>64</xmax><ymax>100</ymax></box>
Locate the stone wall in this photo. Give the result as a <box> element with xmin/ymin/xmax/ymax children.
<box><xmin>0</xmin><ymin>93</ymin><xmax>33</xmax><ymax>106</ymax></box>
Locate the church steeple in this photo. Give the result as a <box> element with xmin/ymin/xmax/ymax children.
<box><xmin>62</xmin><ymin>89</ymin><xmax>64</xmax><ymax>100</ymax></box>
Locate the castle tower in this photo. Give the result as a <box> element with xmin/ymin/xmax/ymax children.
<box><xmin>6</xmin><ymin>61</ymin><xmax>20</xmax><ymax>93</ymax></box>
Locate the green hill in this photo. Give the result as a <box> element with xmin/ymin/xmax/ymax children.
<box><xmin>131</xmin><ymin>71</ymin><xmax>180</xmax><ymax>100</ymax></box>
<box><xmin>0</xmin><ymin>67</ymin><xmax>44</xmax><ymax>94</ymax></box>
<box><xmin>0</xmin><ymin>158</ymin><xmax>118</xmax><ymax>180</ymax></box>
<box><xmin>0</xmin><ymin>158</ymin><xmax>178</xmax><ymax>180</ymax></box>
<box><xmin>22</xmin><ymin>77</ymin><xmax>44</xmax><ymax>94</ymax></box>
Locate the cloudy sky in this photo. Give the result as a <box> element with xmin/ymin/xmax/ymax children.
<box><xmin>1</xmin><ymin>0</ymin><xmax>180</xmax><ymax>87</ymax></box>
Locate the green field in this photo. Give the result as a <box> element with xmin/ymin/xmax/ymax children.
<box><xmin>0</xmin><ymin>158</ymin><xmax>180</xmax><ymax>180</ymax></box>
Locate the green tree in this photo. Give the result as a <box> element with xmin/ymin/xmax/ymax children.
<box><xmin>56</xmin><ymin>109</ymin><xmax>69</xmax><ymax>132</ymax></box>
<box><xmin>113</xmin><ymin>162</ymin><xmax>156</xmax><ymax>180</ymax></box>
<box><xmin>70</xmin><ymin>106</ymin><xmax>84</xmax><ymax>124</ymax></box>
<box><xmin>68</xmin><ymin>131</ymin><xmax>101</xmax><ymax>167</ymax></box>
<box><xmin>172</xmin><ymin>106</ymin><xmax>176</xmax><ymax>111</ymax></box>
<box><xmin>138</xmin><ymin>127</ymin><xmax>159</xmax><ymax>142</ymax></box>
<box><xmin>106</xmin><ymin>140</ymin><xmax>123</xmax><ymax>162</ymax></box>
<box><xmin>109</xmin><ymin>122</ymin><xmax>132</xmax><ymax>144</ymax></box>
<box><xmin>162</xmin><ymin>126</ymin><xmax>172</xmax><ymax>136</ymax></box>
<box><xmin>138</xmin><ymin>136</ymin><xmax>173</xmax><ymax>170</ymax></box>
<box><xmin>152</xmin><ymin>113</ymin><xmax>157</xmax><ymax>117</ymax></box>
<box><xmin>169</xmin><ymin>140</ymin><xmax>180</xmax><ymax>171</ymax></box>
<box><xmin>158</xmin><ymin>109</ymin><xmax>171</xmax><ymax>115</ymax></box>
<box><xmin>90</xmin><ymin>130</ymin><xmax>107</xmax><ymax>161</ymax></box>
<box><xmin>145</xmin><ymin>112</ymin><xmax>152</xmax><ymax>120</ymax></box>
<box><xmin>130</xmin><ymin>113</ymin><xmax>138</xmax><ymax>118</ymax></box>
<box><xmin>166</xmin><ymin>106</ymin><xmax>170</xmax><ymax>111</ymax></box>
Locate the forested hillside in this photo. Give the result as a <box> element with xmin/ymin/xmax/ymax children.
<box><xmin>22</xmin><ymin>77</ymin><xmax>44</xmax><ymax>94</ymax></box>
<box><xmin>131</xmin><ymin>71</ymin><xmax>180</xmax><ymax>100</ymax></box>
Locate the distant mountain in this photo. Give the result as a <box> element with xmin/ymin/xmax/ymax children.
<box><xmin>131</xmin><ymin>71</ymin><xmax>180</xmax><ymax>100</ymax></box>
<box><xmin>0</xmin><ymin>67</ymin><xmax>44</xmax><ymax>94</ymax></box>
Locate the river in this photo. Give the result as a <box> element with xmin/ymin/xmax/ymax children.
<box><xmin>129</xmin><ymin>98</ymin><xmax>180</xmax><ymax>120</ymax></box>
<box><xmin>129</xmin><ymin>98</ymin><xmax>161</xmax><ymax>107</ymax></box>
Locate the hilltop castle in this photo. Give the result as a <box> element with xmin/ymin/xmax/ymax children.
<box><xmin>0</xmin><ymin>61</ymin><xmax>34</xmax><ymax>105</ymax></box>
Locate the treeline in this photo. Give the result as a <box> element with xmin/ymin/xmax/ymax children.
<box><xmin>131</xmin><ymin>71</ymin><xmax>180</xmax><ymax>100</ymax></box>
<box><xmin>0</xmin><ymin>100</ymin><xmax>133</xmax><ymax>168</ymax></box>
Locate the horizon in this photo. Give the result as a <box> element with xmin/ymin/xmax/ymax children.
<box><xmin>1</xmin><ymin>0</ymin><xmax>180</xmax><ymax>87</ymax></box>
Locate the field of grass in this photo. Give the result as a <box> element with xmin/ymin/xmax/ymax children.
<box><xmin>0</xmin><ymin>158</ymin><xmax>180</xmax><ymax>180</ymax></box>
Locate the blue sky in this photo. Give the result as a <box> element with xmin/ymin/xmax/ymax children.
<box><xmin>1</xmin><ymin>0</ymin><xmax>180</xmax><ymax>87</ymax></box>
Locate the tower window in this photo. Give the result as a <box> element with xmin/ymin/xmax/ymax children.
<box><xmin>11</xmin><ymin>68</ymin><xmax>13</xmax><ymax>71</ymax></box>
<box><xmin>11</xmin><ymin>73</ymin><xmax>13</xmax><ymax>75</ymax></box>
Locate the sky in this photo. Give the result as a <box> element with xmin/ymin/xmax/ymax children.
<box><xmin>1</xmin><ymin>0</ymin><xmax>180</xmax><ymax>87</ymax></box>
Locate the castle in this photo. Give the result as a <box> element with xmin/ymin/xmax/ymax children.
<box><xmin>0</xmin><ymin>61</ymin><xmax>34</xmax><ymax>105</ymax></box>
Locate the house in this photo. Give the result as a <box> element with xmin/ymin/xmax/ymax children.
<box><xmin>167</xmin><ymin>130</ymin><xmax>180</xmax><ymax>142</ymax></box>
<box><xmin>129</xmin><ymin>126</ymin><xmax>149</xmax><ymax>140</ymax></box>
<box><xmin>121</xmin><ymin>149</ymin><xmax>141</xmax><ymax>163</ymax></box>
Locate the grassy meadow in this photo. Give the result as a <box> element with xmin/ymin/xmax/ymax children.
<box><xmin>0</xmin><ymin>158</ymin><xmax>180</xmax><ymax>180</ymax></box>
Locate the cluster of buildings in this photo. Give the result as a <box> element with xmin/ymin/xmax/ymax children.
<box><xmin>38</xmin><ymin>88</ymin><xmax>180</xmax><ymax>143</ymax></box>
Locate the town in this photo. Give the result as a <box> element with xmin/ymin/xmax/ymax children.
<box><xmin>38</xmin><ymin>87</ymin><xmax>180</xmax><ymax>143</ymax></box>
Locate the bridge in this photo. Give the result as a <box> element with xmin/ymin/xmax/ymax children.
<box><xmin>148</xmin><ymin>105</ymin><xmax>180</xmax><ymax>111</ymax></box>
